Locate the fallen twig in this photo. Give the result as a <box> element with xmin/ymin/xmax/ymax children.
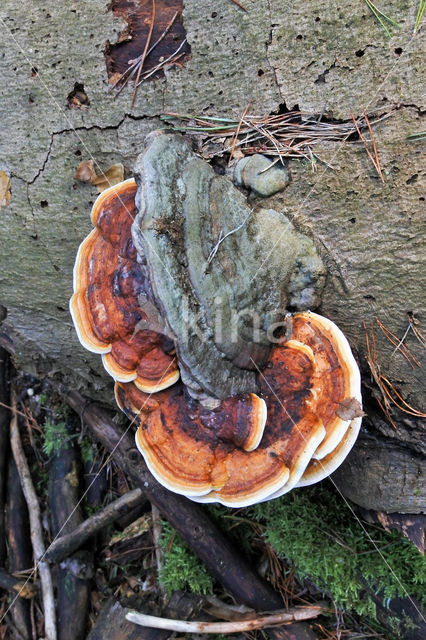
<box><xmin>151</xmin><ymin>503</ymin><xmax>164</xmax><ymax>589</ymax></box>
<box><xmin>45</xmin><ymin>487</ymin><xmax>145</xmax><ymax>563</ymax></box>
<box><xmin>48</xmin><ymin>417</ymin><xmax>91</xmax><ymax>640</ymax></box>
<box><xmin>9</xmin><ymin>392</ymin><xmax>57</xmax><ymax>640</ymax></box>
<box><xmin>126</xmin><ymin>604</ymin><xmax>324</xmax><ymax>633</ymax></box>
<box><xmin>0</xmin><ymin>347</ymin><xmax>10</xmax><ymax>566</ymax></box>
<box><xmin>6</xmin><ymin>456</ymin><xmax>33</xmax><ymax>640</ymax></box>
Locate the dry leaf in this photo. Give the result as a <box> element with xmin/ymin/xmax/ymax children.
<box><xmin>74</xmin><ymin>161</ymin><xmax>124</xmax><ymax>193</ymax></box>
<box><xmin>0</xmin><ymin>171</ymin><xmax>12</xmax><ymax>208</ymax></box>
<box><xmin>74</xmin><ymin>160</ymin><xmax>96</xmax><ymax>183</ymax></box>
<box><xmin>91</xmin><ymin>163</ymin><xmax>124</xmax><ymax>192</ymax></box>
<box><xmin>336</xmin><ymin>397</ymin><xmax>365</xmax><ymax>421</ymax></box>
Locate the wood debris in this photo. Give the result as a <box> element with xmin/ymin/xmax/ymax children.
<box><xmin>74</xmin><ymin>160</ymin><xmax>124</xmax><ymax>192</ymax></box>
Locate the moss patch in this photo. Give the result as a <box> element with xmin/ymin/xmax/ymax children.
<box><xmin>159</xmin><ymin>522</ymin><xmax>215</xmax><ymax>596</ymax></box>
<box><xmin>159</xmin><ymin>485</ymin><xmax>425</xmax><ymax>623</ymax></box>
<box><xmin>250</xmin><ymin>485</ymin><xmax>425</xmax><ymax>618</ymax></box>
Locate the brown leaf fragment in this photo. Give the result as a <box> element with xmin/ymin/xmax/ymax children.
<box><xmin>91</xmin><ymin>164</ymin><xmax>125</xmax><ymax>192</ymax></box>
<box><xmin>0</xmin><ymin>171</ymin><xmax>11</xmax><ymax>208</ymax></box>
<box><xmin>336</xmin><ymin>397</ymin><xmax>365</xmax><ymax>421</ymax></box>
<box><xmin>74</xmin><ymin>161</ymin><xmax>124</xmax><ymax>193</ymax></box>
<box><xmin>74</xmin><ymin>160</ymin><xmax>96</xmax><ymax>183</ymax></box>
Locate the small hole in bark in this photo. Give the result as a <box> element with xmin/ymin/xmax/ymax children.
<box><xmin>40</xmin><ymin>200</ymin><xmax>48</xmax><ymax>208</ymax></box>
<box><xmin>56</xmin><ymin>306</ymin><xmax>66</xmax><ymax>312</ymax></box>
<box><xmin>28</xmin><ymin>95</ymin><xmax>34</xmax><ymax>104</ymax></box>
<box><xmin>218</xmin><ymin>90</ymin><xmax>223</xmax><ymax>95</ymax></box>
<box><xmin>349</xmin><ymin>217</ymin><xmax>356</xmax><ymax>224</ymax></box>
<box><xmin>258</xmin><ymin>68</ymin><xmax>264</xmax><ymax>76</ymax></box>
<box><xmin>394</xmin><ymin>47</ymin><xmax>403</xmax><ymax>55</ymax></box>
<box><xmin>363</xmin><ymin>295</ymin><xmax>376</xmax><ymax>301</ymax></box>
<box><xmin>67</xmin><ymin>82</ymin><xmax>90</xmax><ymax>109</ymax></box>
<box><xmin>419</xmin><ymin>196</ymin><xmax>424</xmax><ymax>202</ymax></box>
<box><xmin>75</xmin><ymin>149</ymin><xmax>82</xmax><ymax>156</ymax></box>
<box><xmin>296</xmin><ymin>34</ymin><xmax>303</xmax><ymax>40</ymax></box>
<box><xmin>406</xmin><ymin>174</ymin><xmax>418</xmax><ymax>185</ymax></box>
<box><xmin>31</xmin><ymin>67</ymin><xmax>38</xmax><ymax>76</ymax></box>
<box><xmin>211</xmin><ymin>11</ymin><xmax>217</xmax><ymax>18</ymax></box>
<box><xmin>355</xmin><ymin>49</ymin><xmax>364</xmax><ymax>57</ymax></box>
<box><xmin>315</xmin><ymin>17</ymin><xmax>320</xmax><ymax>22</ymax></box>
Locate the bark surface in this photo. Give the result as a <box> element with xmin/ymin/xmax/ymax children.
<box><xmin>0</xmin><ymin>1</ymin><xmax>424</xmax><ymax>512</ymax></box>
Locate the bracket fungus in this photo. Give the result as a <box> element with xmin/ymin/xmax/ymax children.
<box><xmin>70</xmin><ymin>131</ymin><xmax>362</xmax><ymax>507</ymax></box>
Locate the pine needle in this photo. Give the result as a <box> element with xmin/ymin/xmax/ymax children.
<box><xmin>363</xmin><ymin>0</ymin><xmax>401</xmax><ymax>38</ymax></box>
<box><xmin>407</xmin><ymin>130</ymin><xmax>426</xmax><ymax>140</ymax></box>
<box><xmin>414</xmin><ymin>0</ymin><xmax>426</xmax><ymax>33</ymax></box>
<box><xmin>162</xmin><ymin>109</ymin><xmax>392</xmax><ymax>170</ymax></box>
<box><xmin>131</xmin><ymin>0</ymin><xmax>156</xmax><ymax>109</ymax></box>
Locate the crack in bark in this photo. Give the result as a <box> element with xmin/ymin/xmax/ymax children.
<box><xmin>9</xmin><ymin>113</ymin><xmax>156</xmax><ymax>273</ymax></box>
<box><xmin>13</xmin><ymin>113</ymin><xmax>155</xmax><ymax>188</ymax></box>
<box><xmin>264</xmin><ymin>0</ymin><xmax>281</xmax><ymax>98</ymax></box>
<box><xmin>23</xmin><ymin>182</ymin><xmax>61</xmax><ymax>273</ymax></box>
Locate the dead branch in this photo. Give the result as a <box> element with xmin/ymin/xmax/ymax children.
<box><xmin>0</xmin><ymin>346</ymin><xmax>10</xmax><ymax>566</ymax></box>
<box><xmin>126</xmin><ymin>604</ymin><xmax>324</xmax><ymax>633</ymax></box>
<box><xmin>151</xmin><ymin>503</ymin><xmax>164</xmax><ymax>590</ymax></box>
<box><xmin>48</xmin><ymin>417</ymin><xmax>90</xmax><ymax>640</ymax></box>
<box><xmin>9</xmin><ymin>392</ymin><xmax>57</xmax><ymax>640</ymax></box>
<box><xmin>64</xmin><ymin>388</ymin><xmax>319</xmax><ymax>640</ymax></box>
<box><xmin>6</xmin><ymin>456</ymin><xmax>33</xmax><ymax>640</ymax></box>
<box><xmin>87</xmin><ymin>591</ymin><xmax>204</xmax><ymax>640</ymax></box>
<box><xmin>45</xmin><ymin>487</ymin><xmax>145</xmax><ymax>563</ymax></box>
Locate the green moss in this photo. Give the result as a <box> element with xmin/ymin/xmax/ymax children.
<box><xmin>80</xmin><ymin>436</ymin><xmax>95</xmax><ymax>464</ymax></box>
<box><xmin>159</xmin><ymin>522</ymin><xmax>215</xmax><ymax>596</ymax></box>
<box><xmin>249</xmin><ymin>484</ymin><xmax>426</xmax><ymax>618</ymax></box>
<box><xmin>42</xmin><ymin>420</ymin><xmax>72</xmax><ymax>457</ymax></box>
<box><xmin>156</xmin><ymin>485</ymin><xmax>424</xmax><ymax>631</ymax></box>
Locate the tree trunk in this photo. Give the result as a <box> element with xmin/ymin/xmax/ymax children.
<box><xmin>0</xmin><ymin>0</ymin><xmax>424</xmax><ymax>513</ymax></box>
